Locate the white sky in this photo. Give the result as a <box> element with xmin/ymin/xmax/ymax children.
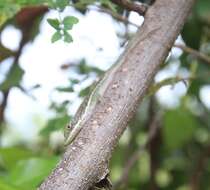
<box><xmin>0</xmin><ymin>7</ymin><xmax>209</xmax><ymax>145</ymax></box>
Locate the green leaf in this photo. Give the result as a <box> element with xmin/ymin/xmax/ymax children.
<box><xmin>78</xmin><ymin>59</ymin><xmax>91</xmax><ymax>74</ymax></box>
<box><xmin>0</xmin><ymin>179</ymin><xmax>20</xmax><ymax>190</ymax></box>
<box><xmin>195</xmin><ymin>0</ymin><xmax>210</xmax><ymax>17</ymax></box>
<box><xmin>163</xmin><ymin>108</ymin><xmax>199</xmax><ymax>150</ymax></box>
<box><xmin>7</xmin><ymin>157</ymin><xmax>59</xmax><ymax>188</ymax></box>
<box><xmin>69</xmin><ymin>79</ymin><xmax>80</xmax><ymax>84</ymax></box>
<box><xmin>40</xmin><ymin>115</ymin><xmax>70</xmax><ymax>136</ymax></box>
<box><xmin>181</xmin><ymin>16</ymin><xmax>202</xmax><ymax>49</ymax></box>
<box><xmin>63</xmin><ymin>16</ymin><xmax>79</xmax><ymax>30</ymax></box>
<box><xmin>51</xmin><ymin>31</ymin><xmax>62</xmax><ymax>43</ymax></box>
<box><xmin>0</xmin><ymin>64</ymin><xmax>24</xmax><ymax>91</ymax></box>
<box><xmin>79</xmin><ymin>85</ymin><xmax>91</xmax><ymax>97</ymax></box>
<box><xmin>0</xmin><ymin>147</ymin><xmax>34</xmax><ymax>170</ymax></box>
<box><xmin>49</xmin><ymin>100</ymin><xmax>70</xmax><ymax>113</ymax></box>
<box><xmin>55</xmin><ymin>0</ymin><xmax>69</xmax><ymax>11</ymax></box>
<box><xmin>100</xmin><ymin>0</ymin><xmax>117</xmax><ymax>12</ymax></box>
<box><xmin>64</xmin><ymin>31</ymin><xmax>73</xmax><ymax>43</ymax></box>
<box><xmin>47</xmin><ymin>18</ymin><xmax>60</xmax><ymax>30</ymax></box>
<box><xmin>56</xmin><ymin>86</ymin><xmax>74</xmax><ymax>92</ymax></box>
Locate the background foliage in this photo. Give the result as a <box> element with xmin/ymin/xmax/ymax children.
<box><xmin>0</xmin><ymin>0</ymin><xmax>210</xmax><ymax>190</ymax></box>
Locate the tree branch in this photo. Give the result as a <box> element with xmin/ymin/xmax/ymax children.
<box><xmin>174</xmin><ymin>44</ymin><xmax>210</xmax><ymax>66</ymax></box>
<box><xmin>90</xmin><ymin>6</ymin><xmax>210</xmax><ymax>68</ymax></box>
<box><xmin>89</xmin><ymin>6</ymin><xmax>139</xmax><ymax>27</ymax></box>
<box><xmin>39</xmin><ymin>0</ymin><xmax>195</xmax><ymax>189</ymax></box>
<box><xmin>111</xmin><ymin>0</ymin><xmax>148</xmax><ymax>15</ymax></box>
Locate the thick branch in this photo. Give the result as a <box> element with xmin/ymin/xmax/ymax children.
<box><xmin>39</xmin><ymin>0</ymin><xmax>195</xmax><ymax>190</ymax></box>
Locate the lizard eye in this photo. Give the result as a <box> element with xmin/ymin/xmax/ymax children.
<box><xmin>67</xmin><ymin>125</ymin><xmax>71</xmax><ymax>129</ymax></box>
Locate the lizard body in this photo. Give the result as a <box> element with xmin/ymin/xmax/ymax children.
<box><xmin>64</xmin><ymin>28</ymin><xmax>160</xmax><ymax>146</ymax></box>
<box><xmin>64</xmin><ymin>59</ymin><xmax>123</xmax><ymax>146</ymax></box>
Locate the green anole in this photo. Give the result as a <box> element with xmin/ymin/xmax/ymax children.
<box><xmin>64</xmin><ymin>60</ymin><xmax>122</xmax><ymax>146</ymax></box>
<box><xmin>64</xmin><ymin>28</ymin><xmax>160</xmax><ymax>146</ymax></box>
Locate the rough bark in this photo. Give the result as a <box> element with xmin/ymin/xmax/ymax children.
<box><xmin>39</xmin><ymin>0</ymin><xmax>195</xmax><ymax>189</ymax></box>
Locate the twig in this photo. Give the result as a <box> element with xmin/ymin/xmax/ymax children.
<box><xmin>89</xmin><ymin>8</ymin><xmax>210</xmax><ymax>67</ymax></box>
<box><xmin>89</xmin><ymin>5</ymin><xmax>210</xmax><ymax>68</ymax></box>
<box><xmin>89</xmin><ymin>6</ymin><xmax>139</xmax><ymax>27</ymax></box>
<box><xmin>0</xmin><ymin>91</ymin><xmax>9</xmax><ymax>123</ymax></box>
<box><xmin>18</xmin><ymin>85</ymin><xmax>37</xmax><ymax>100</ymax></box>
<box><xmin>111</xmin><ymin>0</ymin><xmax>148</xmax><ymax>15</ymax></box>
<box><xmin>0</xmin><ymin>90</ymin><xmax>9</xmax><ymax>145</ymax></box>
<box><xmin>174</xmin><ymin>44</ymin><xmax>210</xmax><ymax>65</ymax></box>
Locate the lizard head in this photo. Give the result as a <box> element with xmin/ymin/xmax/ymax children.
<box><xmin>64</xmin><ymin>123</ymin><xmax>74</xmax><ymax>139</ymax></box>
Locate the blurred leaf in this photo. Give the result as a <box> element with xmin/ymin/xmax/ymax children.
<box><xmin>138</xmin><ymin>151</ymin><xmax>150</xmax><ymax>183</ymax></box>
<box><xmin>47</xmin><ymin>18</ymin><xmax>60</xmax><ymax>30</ymax></box>
<box><xmin>69</xmin><ymin>78</ymin><xmax>80</xmax><ymax>84</ymax></box>
<box><xmin>63</xmin><ymin>16</ymin><xmax>79</xmax><ymax>30</ymax></box>
<box><xmin>182</xmin><ymin>16</ymin><xmax>202</xmax><ymax>49</ymax></box>
<box><xmin>188</xmin><ymin>64</ymin><xmax>210</xmax><ymax>97</ymax></box>
<box><xmin>79</xmin><ymin>85</ymin><xmax>91</xmax><ymax>97</ymax></box>
<box><xmin>55</xmin><ymin>0</ymin><xmax>69</xmax><ymax>11</ymax></box>
<box><xmin>0</xmin><ymin>64</ymin><xmax>24</xmax><ymax>91</ymax></box>
<box><xmin>49</xmin><ymin>100</ymin><xmax>70</xmax><ymax>113</ymax></box>
<box><xmin>100</xmin><ymin>0</ymin><xmax>117</xmax><ymax>12</ymax></box>
<box><xmin>188</xmin><ymin>78</ymin><xmax>203</xmax><ymax>97</ymax></box>
<box><xmin>78</xmin><ymin>59</ymin><xmax>92</xmax><ymax>74</ymax></box>
<box><xmin>77</xmin><ymin>59</ymin><xmax>104</xmax><ymax>75</ymax></box>
<box><xmin>194</xmin><ymin>128</ymin><xmax>209</xmax><ymax>144</ymax></box>
<box><xmin>163</xmin><ymin>108</ymin><xmax>199</xmax><ymax>150</ymax></box>
<box><xmin>0</xmin><ymin>179</ymin><xmax>20</xmax><ymax>190</ymax></box>
<box><xmin>64</xmin><ymin>30</ymin><xmax>73</xmax><ymax>43</ymax></box>
<box><xmin>195</xmin><ymin>0</ymin><xmax>210</xmax><ymax>17</ymax></box>
<box><xmin>0</xmin><ymin>0</ymin><xmax>45</xmax><ymax>28</ymax></box>
<box><xmin>0</xmin><ymin>45</ymin><xmax>15</xmax><ymax>62</ymax></box>
<box><xmin>164</xmin><ymin>156</ymin><xmax>190</xmax><ymax>171</ymax></box>
<box><xmin>7</xmin><ymin>157</ymin><xmax>59</xmax><ymax>189</ymax></box>
<box><xmin>40</xmin><ymin>115</ymin><xmax>69</xmax><ymax>136</ymax></box>
<box><xmin>56</xmin><ymin>86</ymin><xmax>74</xmax><ymax>92</ymax></box>
<box><xmin>0</xmin><ymin>3</ymin><xmax>20</xmax><ymax>28</ymax></box>
<box><xmin>155</xmin><ymin>169</ymin><xmax>172</xmax><ymax>188</ymax></box>
<box><xmin>51</xmin><ymin>31</ymin><xmax>62</xmax><ymax>43</ymax></box>
<box><xmin>0</xmin><ymin>147</ymin><xmax>34</xmax><ymax>170</ymax></box>
<box><xmin>74</xmin><ymin>0</ymin><xmax>96</xmax><ymax>10</ymax></box>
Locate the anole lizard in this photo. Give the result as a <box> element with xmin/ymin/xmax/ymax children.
<box><xmin>64</xmin><ymin>28</ymin><xmax>160</xmax><ymax>146</ymax></box>
<box><xmin>64</xmin><ymin>60</ymin><xmax>122</xmax><ymax>146</ymax></box>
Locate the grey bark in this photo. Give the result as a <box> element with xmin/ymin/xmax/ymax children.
<box><xmin>39</xmin><ymin>0</ymin><xmax>195</xmax><ymax>189</ymax></box>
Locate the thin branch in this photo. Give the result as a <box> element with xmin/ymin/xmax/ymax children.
<box><xmin>0</xmin><ymin>91</ymin><xmax>9</xmax><ymax>123</ymax></box>
<box><xmin>89</xmin><ymin>6</ymin><xmax>210</xmax><ymax>68</ymax></box>
<box><xmin>111</xmin><ymin>0</ymin><xmax>148</xmax><ymax>15</ymax></box>
<box><xmin>89</xmin><ymin>6</ymin><xmax>139</xmax><ymax>27</ymax></box>
<box><xmin>0</xmin><ymin>90</ymin><xmax>9</xmax><ymax>145</ymax></box>
<box><xmin>174</xmin><ymin>44</ymin><xmax>210</xmax><ymax>65</ymax></box>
